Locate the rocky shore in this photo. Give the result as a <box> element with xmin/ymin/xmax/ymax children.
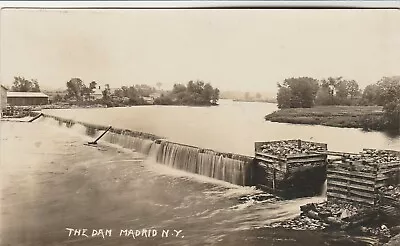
<box><xmin>260</xmin><ymin>186</ymin><xmax>400</xmax><ymax>245</ymax></box>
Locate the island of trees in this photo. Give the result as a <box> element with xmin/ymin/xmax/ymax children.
<box><xmin>265</xmin><ymin>76</ymin><xmax>400</xmax><ymax>134</ymax></box>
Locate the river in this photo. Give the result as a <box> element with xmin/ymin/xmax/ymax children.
<box><xmin>35</xmin><ymin>100</ymin><xmax>400</xmax><ymax>246</ymax></box>
<box><xmin>44</xmin><ymin>99</ymin><xmax>400</xmax><ymax>156</ymax></box>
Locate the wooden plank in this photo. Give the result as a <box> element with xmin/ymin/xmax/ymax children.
<box><xmin>327</xmin><ymin>169</ymin><xmax>376</xmax><ymax>179</ymax></box>
<box><xmin>378</xmin><ymin>168</ymin><xmax>400</xmax><ymax>175</ymax></box>
<box><xmin>255</xmin><ymin>156</ymin><xmax>275</xmax><ymax>163</ymax></box>
<box><xmin>327</xmin><ymin>185</ymin><xmax>348</xmax><ymax>193</ymax></box>
<box><xmin>327</xmin><ymin>174</ymin><xmax>375</xmax><ymax>185</ymax></box>
<box><xmin>255</xmin><ymin>152</ymin><xmax>286</xmax><ymax>161</ymax></box>
<box><xmin>287</xmin><ymin>153</ymin><xmax>325</xmax><ymax>159</ymax></box>
<box><xmin>287</xmin><ymin>156</ymin><xmax>326</xmax><ymax>164</ymax></box>
<box><xmin>256</xmin><ymin>160</ymin><xmax>286</xmax><ymax>173</ymax></box>
<box><xmin>349</xmin><ymin>189</ymin><xmax>377</xmax><ymax>199</ymax></box>
<box><xmin>378</xmin><ymin>162</ymin><xmax>400</xmax><ymax>168</ymax></box>
<box><xmin>328</xmin><ymin>180</ymin><xmax>375</xmax><ymax>192</ymax></box>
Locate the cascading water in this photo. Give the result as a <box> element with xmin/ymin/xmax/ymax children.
<box><xmin>151</xmin><ymin>141</ymin><xmax>250</xmax><ymax>186</ymax></box>
<box><xmin>320</xmin><ymin>179</ymin><xmax>327</xmax><ymax>197</ymax></box>
<box><xmin>38</xmin><ymin>115</ymin><xmax>252</xmax><ymax>186</ymax></box>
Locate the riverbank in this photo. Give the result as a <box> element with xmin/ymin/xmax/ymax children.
<box><xmin>265</xmin><ymin>106</ymin><xmax>384</xmax><ymax>129</ymax></box>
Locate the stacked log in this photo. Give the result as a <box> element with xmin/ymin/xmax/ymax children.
<box><xmin>254</xmin><ymin>140</ymin><xmax>328</xmax><ymax>197</ymax></box>
<box><xmin>327</xmin><ymin>149</ymin><xmax>400</xmax><ymax>206</ymax></box>
<box><xmin>259</xmin><ymin>140</ymin><xmax>326</xmax><ymax>157</ymax></box>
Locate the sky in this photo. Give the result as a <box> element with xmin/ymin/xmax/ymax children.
<box><xmin>1</xmin><ymin>8</ymin><xmax>399</xmax><ymax>93</ymax></box>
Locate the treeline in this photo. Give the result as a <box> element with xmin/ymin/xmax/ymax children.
<box><xmin>10</xmin><ymin>76</ymin><xmax>41</xmax><ymax>92</ymax></box>
<box><xmin>55</xmin><ymin>78</ymin><xmax>159</xmax><ymax>106</ymax></box>
<box><xmin>54</xmin><ymin>78</ymin><xmax>220</xmax><ymax>107</ymax></box>
<box><xmin>276</xmin><ymin>77</ymin><xmax>364</xmax><ymax>109</ymax></box>
<box><xmin>276</xmin><ymin>76</ymin><xmax>400</xmax><ymax>132</ymax></box>
<box><xmin>154</xmin><ymin>80</ymin><xmax>220</xmax><ymax>106</ymax></box>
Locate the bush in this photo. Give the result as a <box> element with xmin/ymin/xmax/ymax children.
<box><xmin>154</xmin><ymin>95</ymin><xmax>174</xmax><ymax>105</ymax></box>
<box><xmin>360</xmin><ymin>114</ymin><xmax>387</xmax><ymax>131</ymax></box>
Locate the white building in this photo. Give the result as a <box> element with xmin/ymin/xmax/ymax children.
<box><xmin>91</xmin><ymin>86</ymin><xmax>103</xmax><ymax>100</ymax></box>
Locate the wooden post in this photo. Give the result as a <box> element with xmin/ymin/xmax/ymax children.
<box><xmin>28</xmin><ymin>113</ymin><xmax>43</xmax><ymax>122</ymax></box>
<box><xmin>272</xmin><ymin>168</ymin><xmax>276</xmax><ymax>191</ymax></box>
<box><xmin>88</xmin><ymin>126</ymin><xmax>112</xmax><ymax>144</ymax></box>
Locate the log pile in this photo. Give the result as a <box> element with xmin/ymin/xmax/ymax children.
<box><xmin>331</xmin><ymin>149</ymin><xmax>399</xmax><ymax>172</ymax></box>
<box><xmin>259</xmin><ymin>140</ymin><xmax>325</xmax><ymax>157</ymax></box>
<box><xmin>266</xmin><ymin>201</ymin><xmax>367</xmax><ymax>230</ymax></box>
<box><xmin>266</xmin><ymin>200</ymin><xmax>394</xmax><ymax>242</ymax></box>
<box><xmin>380</xmin><ymin>185</ymin><xmax>400</xmax><ymax>200</ymax></box>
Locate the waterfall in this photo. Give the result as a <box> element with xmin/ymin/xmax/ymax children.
<box><xmin>320</xmin><ymin>179</ymin><xmax>327</xmax><ymax>197</ymax></box>
<box><xmin>39</xmin><ymin>115</ymin><xmax>253</xmax><ymax>186</ymax></box>
<box><xmin>102</xmin><ymin>135</ymin><xmax>252</xmax><ymax>185</ymax></box>
<box><xmin>150</xmin><ymin>141</ymin><xmax>251</xmax><ymax>186</ymax></box>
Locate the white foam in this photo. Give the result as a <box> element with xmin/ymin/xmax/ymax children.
<box><xmin>143</xmin><ymin>158</ymin><xmax>244</xmax><ymax>189</ymax></box>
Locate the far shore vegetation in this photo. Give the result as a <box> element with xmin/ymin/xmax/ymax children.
<box><xmin>7</xmin><ymin>77</ymin><xmax>221</xmax><ymax>108</ymax></box>
<box><xmin>266</xmin><ymin>76</ymin><xmax>400</xmax><ymax>134</ymax></box>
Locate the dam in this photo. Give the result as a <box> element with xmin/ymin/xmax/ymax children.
<box><xmin>34</xmin><ymin>112</ymin><xmax>400</xmax><ymax>205</ymax></box>
<box><xmin>34</xmin><ymin>112</ymin><xmax>395</xmax><ymax>202</ymax></box>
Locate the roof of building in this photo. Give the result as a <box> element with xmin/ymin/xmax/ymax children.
<box><xmin>1</xmin><ymin>85</ymin><xmax>8</xmax><ymax>90</ymax></box>
<box><xmin>7</xmin><ymin>92</ymin><xmax>49</xmax><ymax>98</ymax></box>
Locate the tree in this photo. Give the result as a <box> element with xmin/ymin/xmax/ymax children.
<box><xmin>135</xmin><ymin>84</ymin><xmax>156</xmax><ymax>97</ymax></box>
<box><xmin>316</xmin><ymin>77</ymin><xmax>361</xmax><ymax>106</ymax></box>
<box><xmin>11</xmin><ymin>76</ymin><xmax>41</xmax><ymax>92</ymax></box>
<box><xmin>276</xmin><ymin>77</ymin><xmax>319</xmax><ymax>108</ymax></box>
<box><xmin>31</xmin><ymin>79</ymin><xmax>41</xmax><ymax>92</ymax></box>
<box><xmin>383</xmin><ymin>100</ymin><xmax>400</xmax><ymax>131</ymax></box>
<box><xmin>102</xmin><ymin>84</ymin><xmax>111</xmax><ymax>101</ymax></box>
<box><xmin>53</xmin><ymin>94</ymin><xmax>63</xmax><ymax>103</ymax></box>
<box><xmin>82</xmin><ymin>85</ymin><xmax>92</xmax><ymax>101</ymax></box>
<box><xmin>89</xmin><ymin>81</ymin><xmax>97</xmax><ymax>91</ymax></box>
<box><xmin>255</xmin><ymin>93</ymin><xmax>262</xmax><ymax>99</ymax></box>
<box><xmin>113</xmin><ymin>88</ymin><xmax>124</xmax><ymax>98</ymax></box>
<box><xmin>376</xmin><ymin>76</ymin><xmax>400</xmax><ymax>106</ymax></box>
<box><xmin>277</xmin><ymin>86</ymin><xmax>292</xmax><ymax>109</ymax></box>
<box><xmin>201</xmin><ymin>83</ymin><xmax>214</xmax><ymax>103</ymax></box>
<box><xmin>163</xmin><ymin>80</ymin><xmax>219</xmax><ymax>106</ymax></box>
<box><xmin>315</xmin><ymin>80</ymin><xmax>333</xmax><ymax>106</ymax></box>
<box><xmin>361</xmin><ymin>84</ymin><xmax>380</xmax><ymax>105</ymax></box>
<box><xmin>212</xmin><ymin>88</ymin><xmax>220</xmax><ymax>104</ymax></box>
<box><xmin>66</xmin><ymin>78</ymin><xmax>85</xmax><ymax>100</ymax></box>
<box><xmin>346</xmin><ymin>80</ymin><xmax>361</xmax><ymax>100</ymax></box>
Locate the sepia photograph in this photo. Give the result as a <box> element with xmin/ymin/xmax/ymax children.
<box><xmin>1</xmin><ymin>3</ymin><xmax>400</xmax><ymax>246</ymax></box>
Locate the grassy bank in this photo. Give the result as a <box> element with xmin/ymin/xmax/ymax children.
<box><xmin>265</xmin><ymin>106</ymin><xmax>384</xmax><ymax>129</ymax></box>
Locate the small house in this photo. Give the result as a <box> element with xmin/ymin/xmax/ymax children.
<box><xmin>91</xmin><ymin>86</ymin><xmax>103</xmax><ymax>100</ymax></box>
<box><xmin>7</xmin><ymin>91</ymin><xmax>49</xmax><ymax>106</ymax></box>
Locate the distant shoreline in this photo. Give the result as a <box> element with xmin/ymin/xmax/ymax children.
<box><xmin>231</xmin><ymin>99</ymin><xmax>277</xmax><ymax>103</ymax></box>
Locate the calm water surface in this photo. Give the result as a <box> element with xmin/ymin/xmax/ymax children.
<box><xmin>44</xmin><ymin>100</ymin><xmax>400</xmax><ymax>155</ymax></box>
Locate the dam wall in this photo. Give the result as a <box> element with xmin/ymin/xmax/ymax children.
<box><xmin>40</xmin><ymin>114</ymin><xmax>255</xmax><ymax>186</ymax></box>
